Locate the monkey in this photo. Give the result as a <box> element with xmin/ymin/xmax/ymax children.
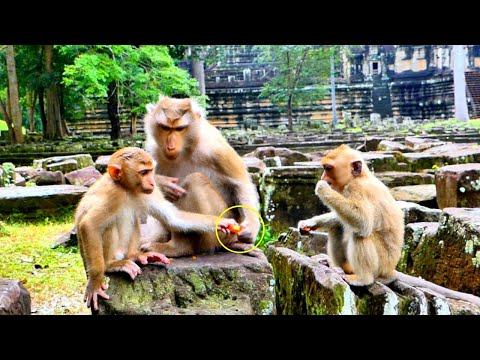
<box><xmin>142</xmin><ymin>95</ymin><xmax>261</xmax><ymax>255</ymax></box>
<box><xmin>298</xmin><ymin>144</ymin><xmax>480</xmax><ymax>306</ymax></box>
<box><xmin>75</xmin><ymin>147</ymin><xmax>239</xmax><ymax>311</ymax></box>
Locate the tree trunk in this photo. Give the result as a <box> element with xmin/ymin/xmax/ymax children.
<box><xmin>453</xmin><ymin>45</ymin><xmax>470</xmax><ymax>121</ymax></box>
<box><xmin>0</xmin><ymin>98</ymin><xmax>16</xmax><ymax>143</ymax></box>
<box><xmin>107</xmin><ymin>81</ymin><xmax>121</xmax><ymax>141</ymax></box>
<box><xmin>330</xmin><ymin>53</ymin><xmax>338</xmax><ymax>128</ymax></box>
<box><xmin>6</xmin><ymin>45</ymin><xmax>24</xmax><ymax>144</ymax></box>
<box><xmin>287</xmin><ymin>94</ymin><xmax>293</xmax><ymax>131</ymax></box>
<box><xmin>45</xmin><ymin>45</ymin><xmax>66</xmax><ymax>140</ymax></box>
<box><xmin>191</xmin><ymin>59</ymin><xmax>206</xmax><ymax>96</ymax></box>
<box><xmin>130</xmin><ymin>114</ymin><xmax>137</xmax><ymax>136</ymax></box>
<box><xmin>27</xmin><ymin>90</ymin><xmax>37</xmax><ymax>132</ymax></box>
<box><xmin>38</xmin><ymin>87</ymin><xmax>47</xmax><ymax>133</ymax></box>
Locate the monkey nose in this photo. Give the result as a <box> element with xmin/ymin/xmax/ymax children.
<box><xmin>167</xmin><ymin>146</ymin><xmax>175</xmax><ymax>151</ymax></box>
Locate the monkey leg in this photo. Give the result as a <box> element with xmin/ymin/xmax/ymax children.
<box><xmin>105</xmin><ymin>259</ymin><xmax>143</xmax><ymax>280</ymax></box>
<box><xmin>326</xmin><ymin>225</ymin><xmax>349</xmax><ymax>268</ymax></box>
<box><xmin>142</xmin><ymin>237</ymin><xmax>195</xmax><ymax>258</ymax></box>
<box><xmin>227</xmin><ymin>241</ymin><xmax>267</xmax><ymax>260</ymax></box>
<box><xmin>345</xmin><ymin>237</ymin><xmax>378</xmax><ymax>286</ymax></box>
<box><xmin>175</xmin><ymin>172</ymin><xmax>235</xmax><ymax>253</ymax></box>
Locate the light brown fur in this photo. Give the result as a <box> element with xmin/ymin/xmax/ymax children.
<box><xmin>75</xmin><ymin>147</ymin><xmax>237</xmax><ymax>311</ymax></box>
<box><xmin>142</xmin><ymin>96</ymin><xmax>261</xmax><ymax>256</ymax></box>
<box><xmin>298</xmin><ymin>144</ymin><xmax>404</xmax><ymax>286</ymax></box>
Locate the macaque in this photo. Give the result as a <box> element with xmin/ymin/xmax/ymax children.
<box><xmin>298</xmin><ymin>144</ymin><xmax>480</xmax><ymax>306</ymax></box>
<box><xmin>142</xmin><ymin>95</ymin><xmax>261</xmax><ymax>254</ymax></box>
<box><xmin>75</xmin><ymin>147</ymin><xmax>238</xmax><ymax>311</ymax></box>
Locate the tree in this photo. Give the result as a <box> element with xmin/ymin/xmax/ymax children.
<box><xmin>0</xmin><ymin>46</ymin><xmax>24</xmax><ymax>144</ymax></box>
<box><xmin>62</xmin><ymin>45</ymin><xmax>199</xmax><ymax>141</ymax></box>
<box><xmin>452</xmin><ymin>45</ymin><xmax>470</xmax><ymax>121</ymax></box>
<box><xmin>255</xmin><ymin>45</ymin><xmax>332</xmax><ymax>130</ymax></box>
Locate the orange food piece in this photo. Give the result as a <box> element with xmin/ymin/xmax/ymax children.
<box><xmin>227</xmin><ymin>224</ymin><xmax>242</xmax><ymax>233</ymax></box>
<box><xmin>168</xmin><ymin>258</ymin><xmax>174</xmax><ymax>262</ymax></box>
<box><xmin>192</xmin><ymin>256</ymin><xmax>197</xmax><ymax>260</ymax></box>
<box><xmin>303</xmin><ymin>227</ymin><xmax>311</xmax><ymax>232</ymax></box>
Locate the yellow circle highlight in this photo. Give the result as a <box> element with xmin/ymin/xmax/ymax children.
<box><xmin>215</xmin><ymin>205</ymin><xmax>265</xmax><ymax>254</ymax></box>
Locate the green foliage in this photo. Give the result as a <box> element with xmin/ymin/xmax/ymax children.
<box><xmin>0</xmin><ymin>209</ymin><xmax>87</xmax><ymax>314</ymax></box>
<box><xmin>256</xmin><ymin>223</ymin><xmax>280</xmax><ymax>249</ymax></box>
<box><xmin>2</xmin><ymin>162</ymin><xmax>15</xmax><ymax>187</ymax></box>
<box><xmin>254</xmin><ymin>45</ymin><xmax>333</xmax><ymax>108</ymax></box>
<box><xmin>60</xmin><ymin>45</ymin><xmax>200</xmax><ymax>120</ymax></box>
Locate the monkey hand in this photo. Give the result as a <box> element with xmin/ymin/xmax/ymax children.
<box><xmin>237</xmin><ymin>219</ymin><xmax>256</xmax><ymax>244</ymax></box>
<box><xmin>157</xmin><ymin>175</ymin><xmax>187</xmax><ymax>202</ymax></box>
<box><xmin>218</xmin><ymin>218</ymin><xmax>240</xmax><ymax>234</ymax></box>
<box><xmin>298</xmin><ymin>219</ymin><xmax>318</xmax><ymax>234</ymax></box>
<box><xmin>315</xmin><ymin>180</ymin><xmax>331</xmax><ymax>194</ymax></box>
<box><xmin>137</xmin><ymin>252</ymin><xmax>170</xmax><ymax>265</ymax></box>
<box><xmin>110</xmin><ymin>260</ymin><xmax>143</xmax><ymax>280</ymax></box>
<box><xmin>84</xmin><ymin>281</ymin><xmax>110</xmax><ymax>311</ymax></box>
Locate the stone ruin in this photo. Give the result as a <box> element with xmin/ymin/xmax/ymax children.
<box><xmin>3</xmin><ymin>132</ymin><xmax>480</xmax><ymax>315</ymax></box>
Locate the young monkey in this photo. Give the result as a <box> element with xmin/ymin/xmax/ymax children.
<box><xmin>298</xmin><ymin>144</ymin><xmax>404</xmax><ymax>286</ymax></box>
<box><xmin>75</xmin><ymin>147</ymin><xmax>238</xmax><ymax>311</ymax></box>
<box><xmin>298</xmin><ymin>144</ymin><xmax>480</xmax><ymax>306</ymax></box>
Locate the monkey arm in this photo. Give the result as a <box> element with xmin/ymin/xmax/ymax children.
<box><xmin>146</xmin><ymin>189</ymin><xmax>219</xmax><ymax>233</ymax></box>
<box><xmin>77</xmin><ymin>215</ymin><xmax>106</xmax><ymax>286</ymax></box>
<box><xmin>308</xmin><ymin>212</ymin><xmax>340</xmax><ymax>230</ymax></box>
<box><xmin>315</xmin><ymin>181</ymin><xmax>373</xmax><ymax>236</ymax></box>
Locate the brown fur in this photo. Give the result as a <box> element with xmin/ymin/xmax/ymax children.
<box><xmin>142</xmin><ymin>96</ymin><xmax>261</xmax><ymax>256</ymax></box>
<box><xmin>75</xmin><ymin>147</ymin><xmax>237</xmax><ymax>310</ymax></box>
<box><xmin>298</xmin><ymin>144</ymin><xmax>404</xmax><ymax>286</ymax></box>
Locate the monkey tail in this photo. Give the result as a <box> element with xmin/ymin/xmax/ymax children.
<box><xmin>395</xmin><ymin>271</ymin><xmax>480</xmax><ymax>307</ymax></box>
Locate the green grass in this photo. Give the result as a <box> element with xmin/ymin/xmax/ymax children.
<box><xmin>0</xmin><ymin>211</ymin><xmax>88</xmax><ymax>315</ymax></box>
<box><xmin>417</xmin><ymin>118</ymin><xmax>480</xmax><ymax>131</ymax></box>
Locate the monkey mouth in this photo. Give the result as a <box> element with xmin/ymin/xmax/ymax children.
<box><xmin>165</xmin><ymin>153</ymin><xmax>179</xmax><ymax>160</ymax></box>
<box><xmin>143</xmin><ymin>189</ymin><xmax>155</xmax><ymax>194</ymax></box>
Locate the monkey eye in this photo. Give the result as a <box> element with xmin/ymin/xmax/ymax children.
<box><xmin>159</xmin><ymin>124</ymin><xmax>171</xmax><ymax>131</ymax></box>
<box><xmin>174</xmin><ymin>125</ymin><xmax>189</xmax><ymax>132</ymax></box>
<box><xmin>323</xmin><ymin>165</ymin><xmax>333</xmax><ymax>171</ymax></box>
<box><xmin>139</xmin><ymin>170</ymin><xmax>151</xmax><ymax>176</ymax></box>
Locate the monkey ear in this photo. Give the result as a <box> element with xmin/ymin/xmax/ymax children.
<box><xmin>107</xmin><ymin>164</ymin><xmax>122</xmax><ymax>181</ymax></box>
<box><xmin>351</xmin><ymin>160</ymin><xmax>362</xmax><ymax>176</ymax></box>
<box><xmin>145</xmin><ymin>103</ymin><xmax>155</xmax><ymax>113</ymax></box>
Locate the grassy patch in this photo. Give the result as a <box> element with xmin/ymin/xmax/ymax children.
<box><xmin>0</xmin><ymin>211</ymin><xmax>88</xmax><ymax>315</ymax></box>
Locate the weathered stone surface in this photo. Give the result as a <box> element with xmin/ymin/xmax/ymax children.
<box><xmin>14</xmin><ymin>166</ymin><xmax>40</xmax><ymax>181</ymax></box>
<box><xmin>95</xmin><ymin>155</ymin><xmax>111</xmax><ymax>173</ymax></box>
<box><xmin>248</xmin><ymin>146</ymin><xmax>309</xmax><ymax>166</ymax></box>
<box><xmin>352</xmin><ymin>282</ymin><xmax>399</xmax><ymax>315</ymax></box>
<box><xmin>388</xmin><ymin>280</ymin><xmax>428</xmax><ymax>315</ymax></box>
<box><xmin>376</xmin><ymin>171</ymin><xmax>435</xmax><ymax>187</ymax></box>
<box><xmin>242</xmin><ymin>156</ymin><xmax>266</xmax><ymax>174</ymax></box>
<box><xmin>266</xmin><ymin>247</ymin><xmax>356</xmax><ymax>315</ymax></box>
<box><xmin>402</xmin><ymin>153</ymin><xmax>446</xmax><ymax>172</ymax></box>
<box><xmin>33</xmin><ymin>154</ymin><xmax>95</xmax><ymax>171</ymax></box>
<box><xmin>270</xmin><ymin>227</ymin><xmax>328</xmax><ymax>257</ymax></box>
<box><xmin>65</xmin><ymin>166</ymin><xmax>102</xmax><ymax>187</ymax></box>
<box><xmin>399</xmin><ymin>222</ymin><xmax>440</xmax><ymax>273</ymax></box>
<box><xmin>447</xmin><ymin>299</ymin><xmax>480</xmax><ymax>315</ymax></box>
<box><xmin>46</xmin><ymin>159</ymin><xmax>79</xmax><ymax>173</ymax></box>
<box><xmin>403</xmin><ymin>208</ymin><xmax>480</xmax><ymax>296</ymax></box>
<box><xmin>397</xmin><ymin>201</ymin><xmax>442</xmax><ymax>224</ymax></box>
<box><xmin>34</xmin><ymin>170</ymin><xmax>66</xmax><ymax>186</ymax></box>
<box><xmin>378</xmin><ymin>140</ymin><xmax>414</xmax><ymax>153</ymax></box>
<box><xmin>435</xmin><ymin>163</ymin><xmax>480</xmax><ymax>209</ymax></box>
<box><xmin>0</xmin><ymin>279</ymin><xmax>31</xmax><ymax>315</ymax></box>
<box><xmin>14</xmin><ymin>173</ymin><xmax>26</xmax><ymax>186</ymax></box>
<box><xmin>260</xmin><ymin>166</ymin><xmax>327</xmax><ymax>233</ymax></box>
<box><xmin>405</xmin><ymin>137</ymin><xmax>448</xmax><ymax>151</ymax></box>
<box><xmin>421</xmin><ymin>288</ymin><xmax>451</xmax><ymax>315</ymax></box>
<box><xmin>364</xmin><ymin>136</ymin><xmax>385</xmax><ymax>151</ymax></box>
<box><xmin>361</xmin><ymin>152</ymin><xmax>398</xmax><ymax>172</ymax></box>
<box><xmin>54</xmin><ymin>227</ymin><xmax>77</xmax><ymax>248</ymax></box>
<box><xmin>97</xmin><ymin>253</ymin><xmax>275</xmax><ymax>315</ymax></box>
<box><xmin>0</xmin><ymin>185</ymin><xmax>87</xmax><ymax>214</ymax></box>
<box><xmin>390</xmin><ymin>184</ymin><xmax>437</xmax><ymax>207</ymax></box>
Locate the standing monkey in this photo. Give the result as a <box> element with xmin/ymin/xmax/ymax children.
<box><xmin>298</xmin><ymin>144</ymin><xmax>480</xmax><ymax>306</ymax></box>
<box><xmin>142</xmin><ymin>96</ymin><xmax>261</xmax><ymax>254</ymax></box>
<box><xmin>75</xmin><ymin>147</ymin><xmax>238</xmax><ymax>310</ymax></box>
